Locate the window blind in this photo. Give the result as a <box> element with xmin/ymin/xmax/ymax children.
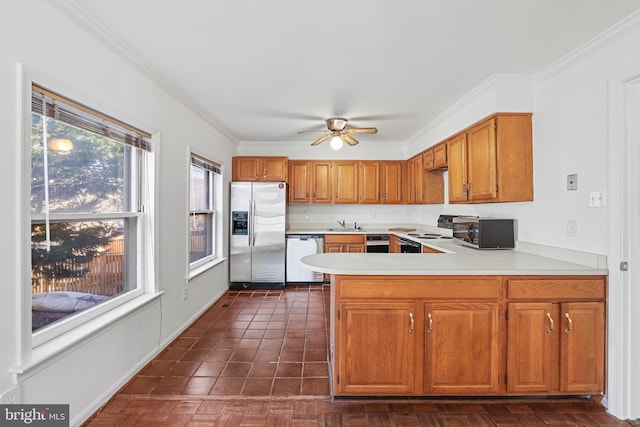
<box><xmin>32</xmin><ymin>83</ymin><xmax>152</xmax><ymax>151</ymax></box>
<box><xmin>191</xmin><ymin>153</ymin><xmax>221</xmax><ymax>174</ymax></box>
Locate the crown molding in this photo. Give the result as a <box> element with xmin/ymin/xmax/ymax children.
<box><xmin>406</xmin><ymin>74</ymin><xmax>534</xmax><ymax>145</ymax></box>
<box><xmin>534</xmin><ymin>9</ymin><xmax>640</xmax><ymax>84</ymax></box>
<box><xmin>47</xmin><ymin>0</ymin><xmax>238</xmax><ymax>143</ymax></box>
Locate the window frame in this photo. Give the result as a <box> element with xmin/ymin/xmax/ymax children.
<box><xmin>23</xmin><ymin>79</ymin><xmax>157</xmax><ymax>353</ymax></box>
<box><xmin>188</xmin><ymin>150</ymin><xmax>223</xmax><ymax>279</ymax></box>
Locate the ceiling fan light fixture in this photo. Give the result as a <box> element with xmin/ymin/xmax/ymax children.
<box><xmin>330</xmin><ymin>135</ymin><xmax>343</xmax><ymax>150</ymax></box>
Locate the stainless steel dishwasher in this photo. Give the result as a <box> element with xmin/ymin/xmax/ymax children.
<box><xmin>286</xmin><ymin>234</ymin><xmax>325</xmax><ymax>284</ymax></box>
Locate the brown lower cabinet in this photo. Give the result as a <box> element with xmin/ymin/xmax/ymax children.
<box><xmin>324</xmin><ymin>234</ymin><xmax>365</xmax><ymax>253</ymax></box>
<box><xmin>331</xmin><ymin>274</ymin><xmax>605</xmax><ymax>397</ymax></box>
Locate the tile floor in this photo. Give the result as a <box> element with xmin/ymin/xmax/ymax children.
<box><xmin>84</xmin><ymin>285</ymin><xmax>635</xmax><ymax>426</ymax></box>
<box><xmin>120</xmin><ymin>286</ymin><xmax>330</xmax><ymax>398</ymax></box>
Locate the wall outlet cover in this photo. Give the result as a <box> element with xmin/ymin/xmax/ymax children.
<box><xmin>0</xmin><ymin>385</ymin><xmax>21</xmax><ymax>404</ymax></box>
<box><xmin>567</xmin><ymin>174</ymin><xmax>578</xmax><ymax>191</ymax></box>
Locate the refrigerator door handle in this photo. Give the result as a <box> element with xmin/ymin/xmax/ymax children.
<box><xmin>248</xmin><ymin>197</ymin><xmax>253</xmax><ymax>247</ymax></box>
<box><xmin>251</xmin><ymin>199</ymin><xmax>257</xmax><ymax>247</ymax></box>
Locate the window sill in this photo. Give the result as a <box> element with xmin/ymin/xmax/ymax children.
<box><xmin>12</xmin><ymin>292</ymin><xmax>163</xmax><ymax>381</ymax></box>
<box><xmin>188</xmin><ymin>257</ymin><xmax>226</xmax><ymax>281</ymax></box>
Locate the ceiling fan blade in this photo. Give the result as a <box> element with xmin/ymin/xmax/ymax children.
<box><xmin>347</xmin><ymin>127</ymin><xmax>378</xmax><ymax>135</ymax></box>
<box><xmin>341</xmin><ymin>133</ymin><xmax>359</xmax><ymax>146</ymax></box>
<box><xmin>297</xmin><ymin>130</ymin><xmax>329</xmax><ymax>134</ymax></box>
<box><xmin>311</xmin><ymin>134</ymin><xmax>332</xmax><ymax>146</ymax></box>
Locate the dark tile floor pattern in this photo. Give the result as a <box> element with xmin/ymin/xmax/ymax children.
<box><xmin>84</xmin><ymin>285</ymin><xmax>634</xmax><ymax>426</ymax></box>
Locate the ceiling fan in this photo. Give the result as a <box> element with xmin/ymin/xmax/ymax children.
<box><xmin>298</xmin><ymin>117</ymin><xmax>378</xmax><ymax>149</ymax></box>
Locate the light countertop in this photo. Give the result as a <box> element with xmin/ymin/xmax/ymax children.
<box><xmin>293</xmin><ymin>226</ymin><xmax>607</xmax><ymax>276</ymax></box>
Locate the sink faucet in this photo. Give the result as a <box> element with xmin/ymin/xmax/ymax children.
<box><xmin>337</xmin><ymin>220</ymin><xmax>346</xmax><ymax>229</ymax></box>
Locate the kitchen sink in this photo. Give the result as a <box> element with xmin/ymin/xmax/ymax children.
<box><xmin>326</xmin><ymin>228</ymin><xmax>365</xmax><ymax>232</ymax></box>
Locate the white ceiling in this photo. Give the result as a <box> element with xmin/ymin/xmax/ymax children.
<box><xmin>61</xmin><ymin>0</ymin><xmax>640</xmax><ymax>145</ymax></box>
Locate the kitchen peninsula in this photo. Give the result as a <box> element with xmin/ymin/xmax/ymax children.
<box><xmin>301</xmin><ymin>238</ymin><xmax>607</xmax><ymax>398</ymax></box>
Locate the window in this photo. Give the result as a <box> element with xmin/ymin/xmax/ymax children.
<box><xmin>30</xmin><ymin>84</ymin><xmax>152</xmax><ymax>338</ymax></box>
<box><xmin>189</xmin><ymin>153</ymin><xmax>221</xmax><ymax>271</ymax></box>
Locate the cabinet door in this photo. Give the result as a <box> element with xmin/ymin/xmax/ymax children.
<box><xmin>334</xmin><ymin>161</ymin><xmax>359</xmax><ymax>203</ymax></box>
<box><xmin>413</xmin><ymin>155</ymin><xmax>424</xmax><ymax>203</ymax></box>
<box><xmin>345</xmin><ymin>243</ymin><xmax>365</xmax><ymax>253</ymax></box>
<box><xmin>389</xmin><ymin>234</ymin><xmax>401</xmax><ymax>253</ymax></box>
<box><xmin>337</xmin><ymin>302</ymin><xmax>416</xmax><ymax>395</ymax></box>
<box><xmin>380</xmin><ymin>161</ymin><xmax>403</xmax><ymax>204</ymax></box>
<box><xmin>560</xmin><ymin>302</ymin><xmax>605</xmax><ymax>393</ymax></box>
<box><xmin>232</xmin><ymin>157</ymin><xmax>260</xmax><ymax>181</ymax></box>
<box><xmin>507</xmin><ymin>303</ymin><xmax>559</xmax><ymax>393</ymax></box>
<box><xmin>433</xmin><ymin>143</ymin><xmax>447</xmax><ymax>169</ymax></box>
<box><xmin>324</xmin><ymin>244</ymin><xmax>343</xmax><ymax>253</ymax></box>
<box><xmin>358</xmin><ymin>161</ymin><xmax>380</xmax><ymax>204</ymax></box>
<box><xmin>406</xmin><ymin>155</ymin><xmax>424</xmax><ymax>203</ymax></box>
<box><xmin>311</xmin><ymin>161</ymin><xmax>332</xmax><ymax>203</ymax></box>
<box><xmin>262</xmin><ymin>157</ymin><xmax>288</xmax><ymax>181</ymax></box>
<box><xmin>425</xmin><ymin>302</ymin><xmax>500</xmax><ymax>394</ymax></box>
<box><xmin>423</xmin><ymin>149</ymin><xmax>435</xmax><ymax>170</ymax></box>
<box><xmin>447</xmin><ymin>133</ymin><xmax>468</xmax><ymax>203</ymax></box>
<box><xmin>406</xmin><ymin>157</ymin><xmax>416</xmax><ymax>203</ymax></box>
<box><xmin>288</xmin><ymin>161</ymin><xmax>310</xmax><ymax>203</ymax></box>
<box><xmin>467</xmin><ymin>118</ymin><xmax>498</xmax><ymax>202</ymax></box>
<box><xmin>421</xmin><ymin>245</ymin><xmax>442</xmax><ymax>254</ymax></box>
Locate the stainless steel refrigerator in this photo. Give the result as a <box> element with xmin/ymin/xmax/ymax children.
<box><xmin>229</xmin><ymin>182</ymin><xmax>286</xmax><ymax>289</ymax></box>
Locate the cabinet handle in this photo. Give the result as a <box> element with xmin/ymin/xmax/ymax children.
<box><xmin>462</xmin><ymin>183</ymin><xmax>466</xmax><ymax>194</ymax></box>
<box><xmin>564</xmin><ymin>312</ymin><xmax>573</xmax><ymax>334</ymax></box>
<box><xmin>409</xmin><ymin>312</ymin><xmax>415</xmax><ymax>334</ymax></box>
<box><xmin>426</xmin><ymin>312</ymin><xmax>433</xmax><ymax>334</ymax></box>
<box><xmin>546</xmin><ymin>312</ymin><xmax>554</xmax><ymax>333</ymax></box>
<box><xmin>468</xmin><ymin>181</ymin><xmax>472</xmax><ymax>195</ymax></box>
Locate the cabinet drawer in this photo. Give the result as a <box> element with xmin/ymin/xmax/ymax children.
<box><xmin>507</xmin><ymin>277</ymin><xmax>605</xmax><ymax>301</ymax></box>
<box><xmin>336</xmin><ymin>275</ymin><xmax>502</xmax><ymax>300</ymax></box>
<box><xmin>324</xmin><ymin>234</ymin><xmax>365</xmax><ymax>245</ymax></box>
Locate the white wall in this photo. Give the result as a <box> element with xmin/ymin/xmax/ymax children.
<box><xmin>0</xmin><ymin>1</ymin><xmax>236</xmax><ymax>424</ymax></box>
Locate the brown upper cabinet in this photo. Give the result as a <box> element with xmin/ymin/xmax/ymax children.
<box><xmin>358</xmin><ymin>161</ymin><xmax>381</xmax><ymax>204</ymax></box>
<box><xmin>287</xmin><ymin>160</ymin><xmax>335</xmax><ymax>204</ymax></box>
<box><xmin>424</xmin><ymin>143</ymin><xmax>447</xmax><ymax>171</ymax></box>
<box><xmin>288</xmin><ymin>160</ymin><xmax>406</xmax><ymax>205</ymax></box>
<box><xmin>232</xmin><ymin>156</ymin><xmax>288</xmax><ymax>182</ymax></box>
<box><xmin>405</xmin><ymin>154</ymin><xmax>424</xmax><ymax>204</ymax></box>
<box><xmin>311</xmin><ymin>161</ymin><xmax>333</xmax><ymax>203</ymax></box>
<box><xmin>333</xmin><ymin>161</ymin><xmax>359</xmax><ymax>204</ymax></box>
<box><xmin>288</xmin><ymin>160</ymin><xmax>311</xmax><ymax>203</ymax></box>
<box><xmin>357</xmin><ymin>160</ymin><xmax>405</xmax><ymax>204</ymax></box>
<box><xmin>446</xmin><ymin>113</ymin><xmax>533</xmax><ymax>203</ymax></box>
<box><xmin>380</xmin><ymin>161</ymin><xmax>403</xmax><ymax>204</ymax></box>
<box><xmin>405</xmin><ymin>155</ymin><xmax>444</xmax><ymax>205</ymax></box>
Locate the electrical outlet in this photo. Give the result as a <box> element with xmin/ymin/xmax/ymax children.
<box><xmin>567</xmin><ymin>220</ymin><xmax>577</xmax><ymax>237</ymax></box>
<box><xmin>567</xmin><ymin>174</ymin><xmax>578</xmax><ymax>191</ymax></box>
<box><xmin>589</xmin><ymin>191</ymin><xmax>605</xmax><ymax>207</ymax></box>
<box><xmin>0</xmin><ymin>385</ymin><xmax>21</xmax><ymax>404</ymax></box>
<box><xmin>183</xmin><ymin>287</ymin><xmax>188</xmax><ymax>301</ymax></box>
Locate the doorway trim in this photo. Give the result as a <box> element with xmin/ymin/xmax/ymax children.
<box><xmin>607</xmin><ymin>72</ymin><xmax>640</xmax><ymax>420</ymax></box>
